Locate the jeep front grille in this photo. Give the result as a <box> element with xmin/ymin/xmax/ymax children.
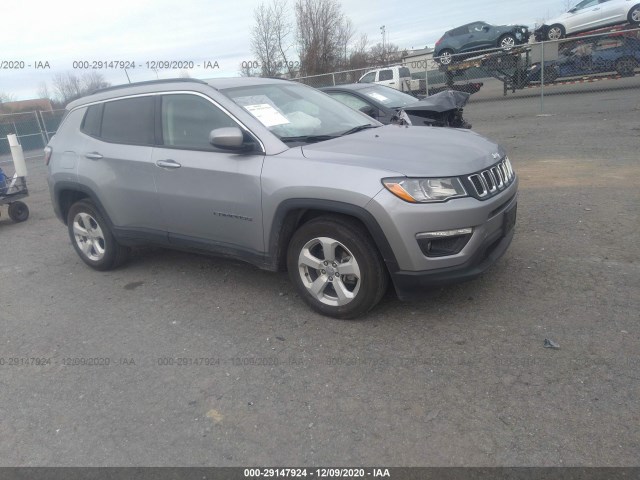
<box><xmin>468</xmin><ymin>157</ymin><xmax>515</xmax><ymax>199</ymax></box>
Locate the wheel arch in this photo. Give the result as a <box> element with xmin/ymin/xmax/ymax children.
<box><xmin>268</xmin><ymin>199</ymin><xmax>399</xmax><ymax>274</ymax></box>
<box><xmin>54</xmin><ymin>182</ymin><xmax>111</xmax><ymax>227</ymax></box>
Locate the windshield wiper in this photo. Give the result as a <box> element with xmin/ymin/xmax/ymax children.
<box><xmin>280</xmin><ymin>134</ymin><xmax>338</xmax><ymax>144</ymax></box>
<box><xmin>340</xmin><ymin>124</ymin><xmax>379</xmax><ymax>136</ymax></box>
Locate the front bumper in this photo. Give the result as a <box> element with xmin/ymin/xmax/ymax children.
<box><xmin>391</xmin><ymin>211</ymin><xmax>515</xmax><ymax>300</ymax></box>
<box><xmin>366</xmin><ymin>177</ymin><xmax>518</xmax><ymax>300</ymax></box>
<box><xmin>534</xmin><ymin>25</ymin><xmax>549</xmax><ymax>42</ymax></box>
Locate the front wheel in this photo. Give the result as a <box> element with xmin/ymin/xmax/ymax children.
<box><xmin>67</xmin><ymin>199</ymin><xmax>129</xmax><ymax>271</ymax></box>
<box><xmin>547</xmin><ymin>24</ymin><xmax>564</xmax><ymax>41</ymax></box>
<box><xmin>8</xmin><ymin>201</ymin><xmax>29</xmax><ymax>222</ymax></box>
<box><xmin>287</xmin><ymin>216</ymin><xmax>388</xmax><ymax>319</ymax></box>
<box><xmin>499</xmin><ymin>34</ymin><xmax>517</xmax><ymax>50</ymax></box>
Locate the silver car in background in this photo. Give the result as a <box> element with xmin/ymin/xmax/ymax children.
<box><xmin>537</xmin><ymin>0</ymin><xmax>640</xmax><ymax>40</ymax></box>
<box><xmin>46</xmin><ymin>78</ymin><xmax>517</xmax><ymax>319</ymax></box>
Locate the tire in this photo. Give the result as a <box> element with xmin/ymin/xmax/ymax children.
<box><xmin>8</xmin><ymin>201</ymin><xmax>29</xmax><ymax>222</ymax></box>
<box><xmin>629</xmin><ymin>4</ymin><xmax>640</xmax><ymax>25</ymax></box>
<box><xmin>616</xmin><ymin>57</ymin><xmax>637</xmax><ymax>77</ymax></box>
<box><xmin>498</xmin><ymin>34</ymin><xmax>517</xmax><ymax>50</ymax></box>
<box><xmin>547</xmin><ymin>24</ymin><xmax>565</xmax><ymax>41</ymax></box>
<box><xmin>542</xmin><ymin>66</ymin><xmax>559</xmax><ymax>83</ymax></box>
<box><xmin>286</xmin><ymin>215</ymin><xmax>388</xmax><ymax>319</ymax></box>
<box><xmin>67</xmin><ymin>199</ymin><xmax>129</xmax><ymax>271</ymax></box>
<box><xmin>437</xmin><ymin>49</ymin><xmax>455</xmax><ymax>65</ymax></box>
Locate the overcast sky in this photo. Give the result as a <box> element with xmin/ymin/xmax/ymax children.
<box><xmin>1</xmin><ymin>0</ymin><xmax>570</xmax><ymax>100</ymax></box>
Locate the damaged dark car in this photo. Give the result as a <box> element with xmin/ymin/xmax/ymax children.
<box><xmin>321</xmin><ymin>84</ymin><xmax>472</xmax><ymax>129</ymax></box>
<box><xmin>434</xmin><ymin>21</ymin><xmax>530</xmax><ymax>65</ymax></box>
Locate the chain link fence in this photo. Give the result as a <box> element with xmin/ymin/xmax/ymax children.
<box><xmin>294</xmin><ymin>27</ymin><xmax>640</xmax><ymax>115</ymax></box>
<box><xmin>0</xmin><ymin>109</ymin><xmax>65</xmax><ymax>157</ymax></box>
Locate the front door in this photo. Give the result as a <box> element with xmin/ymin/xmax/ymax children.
<box><xmin>152</xmin><ymin>93</ymin><xmax>265</xmax><ymax>257</ymax></box>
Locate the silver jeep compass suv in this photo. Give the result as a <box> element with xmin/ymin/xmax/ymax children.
<box><xmin>46</xmin><ymin>78</ymin><xmax>517</xmax><ymax>318</ymax></box>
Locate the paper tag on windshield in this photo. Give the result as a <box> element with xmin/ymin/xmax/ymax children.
<box><xmin>243</xmin><ymin>104</ymin><xmax>290</xmax><ymax>127</ymax></box>
<box><xmin>366</xmin><ymin>92</ymin><xmax>389</xmax><ymax>102</ymax></box>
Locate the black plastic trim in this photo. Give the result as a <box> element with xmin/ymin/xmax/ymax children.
<box><xmin>391</xmin><ymin>221</ymin><xmax>515</xmax><ymax>301</ymax></box>
<box><xmin>269</xmin><ymin>198</ymin><xmax>400</xmax><ymax>273</ymax></box>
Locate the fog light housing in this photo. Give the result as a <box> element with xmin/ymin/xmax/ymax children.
<box><xmin>416</xmin><ymin>228</ymin><xmax>473</xmax><ymax>257</ymax></box>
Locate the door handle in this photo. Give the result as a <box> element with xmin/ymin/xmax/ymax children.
<box><xmin>155</xmin><ymin>159</ymin><xmax>181</xmax><ymax>169</ymax></box>
<box><xmin>85</xmin><ymin>152</ymin><xmax>103</xmax><ymax>160</ymax></box>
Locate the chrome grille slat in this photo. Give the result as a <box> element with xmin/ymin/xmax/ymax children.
<box><xmin>467</xmin><ymin>157</ymin><xmax>515</xmax><ymax>199</ymax></box>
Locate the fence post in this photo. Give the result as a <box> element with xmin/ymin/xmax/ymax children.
<box><xmin>540</xmin><ymin>40</ymin><xmax>545</xmax><ymax>114</ymax></box>
<box><xmin>332</xmin><ymin>73</ymin><xmax>336</xmax><ymax>86</ymax></box>
<box><xmin>36</xmin><ymin>111</ymin><xmax>48</xmax><ymax>146</ymax></box>
<box><xmin>424</xmin><ymin>60</ymin><xmax>430</xmax><ymax>97</ymax></box>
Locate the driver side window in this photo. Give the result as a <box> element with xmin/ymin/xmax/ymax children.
<box><xmin>327</xmin><ymin>92</ymin><xmax>372</xmax><ymax>111</ymax></box>
<box><xmin>161</xmin><ymin>94</ymin><xmax>236</xmax><ymax>150</ymax></box>
<box><xmin>360</xmin><ymin>72</ymin><xmax>376</xmax><ymax>83</ymax></box>
<box><xmin>574</xmin><ymin>0</ymin><xmax>599</xmax><ymax>11</ymax></box>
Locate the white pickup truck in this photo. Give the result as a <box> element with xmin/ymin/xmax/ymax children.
<box><xmin>358</xmin><ymin>66</ymin><xmax>422</xmax><ymax>93</ymax></box>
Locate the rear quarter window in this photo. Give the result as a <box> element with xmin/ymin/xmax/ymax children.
<box><xmin>80</xmin><ymin>104</ymin><xmax>103</xmax><ymax>137</ymax></box>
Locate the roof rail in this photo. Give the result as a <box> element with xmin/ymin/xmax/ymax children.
<box><xmin>90</xmin><ymin>78</ymin><xmax>209</xmax><ymax>95</ymax></box>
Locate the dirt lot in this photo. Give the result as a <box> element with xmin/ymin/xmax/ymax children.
<box><xmin>0</xmin><ymin>85</ymin><xmax>638</xmax><ymax>467</ymax></box>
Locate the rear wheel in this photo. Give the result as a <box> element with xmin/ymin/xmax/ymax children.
<box><xmin>616</xmin><ymin>57</ymin><xmax>638</xmax><ymax>77</ymax></box>
<box><xmin>629</xmin><ymin>4</ymin><xmax>640</xmax><ymax>25</ymax></box>
<box><xmin>437</xmin><ymin>49</ymin><xmax>455</xmax><ymax>65</ymax></box>
<box><xmin>286</xmin><ymin>216</ymin><xmax>388</xmax><ymax>319</ymax></box>
<box><xmin>67</xmin><ymin>199</ymin><xmax>129</xmax><ymax>271</ymax></box>
<box><xmin>499</xmin><ymin>34</ymin><xmax>517</xmax><ymax>50</ymax></box>
<box><xmin>8</xmin><ymin>201</ymin><xmax>29</xmax><ymax>222</ymax></box>
<box><xmin>547</xmin><ymin>24</ymin><xmax>564</xmax><ymax>41</ymax></box>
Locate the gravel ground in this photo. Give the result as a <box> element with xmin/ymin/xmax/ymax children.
<box><xmin>0</xmin><ymin>85</ymin><xmax>638</xmax><ymax>467</ymax></box>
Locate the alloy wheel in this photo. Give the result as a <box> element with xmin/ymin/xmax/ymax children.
<box><xmin>500</xmin><ymin>36</ymin><xmax>516</xmax><ymax>49</ymax></box>
<box><xmin>73</xmin><ymin>212</ymin><xmax>106</xmax><ymax>261</ymax></box>
<box><xmin>548</xmin><ymin>27</ymin><xmax>563</xmax><ymax>41</ymax></box>
<box><xmin>297</xmin><ymin>236</ymin><xmax>361</xmax><ymax>307</ymax></box>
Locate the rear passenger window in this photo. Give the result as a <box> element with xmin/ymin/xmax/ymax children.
<box><xmin>100</xmin><ymin>97</ymin><xmax>155</xmax><ymax>145</ymax></box>
<box><xmin>161</xmin><ymin>94</ymin><xmax>236</xmax><ymax>150</ymax></box>
<box><xmin>80</xmin><ymin>104</ymin><xmax>103</xmax><ymax>137</ymax></box>
<box><xmin>379</xmin><ymin>70</ymin><xmax>393</xmax><ymax>81</ymax></box>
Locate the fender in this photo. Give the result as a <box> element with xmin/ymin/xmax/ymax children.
<box><xmin>268</xmin><ymin>198</ymin><xmax>400</xmax><ymax>273</ymax></box>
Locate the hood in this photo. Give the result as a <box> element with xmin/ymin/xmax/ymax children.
<box><xmin>301</xmin><ymin>124</ymin><xmax>506</xmax><ymax>177</ymax></box>
<box><xmin>403</xmin><ymin>91</ymin><xmax>470</xmax><ymax>113</ymax></box>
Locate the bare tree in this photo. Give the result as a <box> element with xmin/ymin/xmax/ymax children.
<box><xmin>336</xmin><ymin>17</ymin><xmax>355</xmax><ymax>68</ymax></box>
<box><xmin>272</xmin><ymin>0</ymin><xmax>295</xmax><ymax>77</ymax></box>
<box><xmin>251</xmin><ymin>1</ymin><xmax>293</xmax><ymax>77</ymax></box>
<box><xmin>295</xmin><ymin>0</ymin><xmax>352</xmax><ymax>76</ymax></box>
<box><xmin>238</xmin><ymin>62</ymin><xmax>259</xmax><ymax>77</ymax></box>
<box><xmin>347</xmin><ymin>33</ymin><xmax>369</xmax><ymax>69</ymax></box>
<box><xmin>37</xmin><ymin>82</ymin><xmax>51</xmax><ymax>101</ymax></box>
<box><xmin>49</xmin><ymin>72</ymin><xmax>110</xmax><ymax>105</ymax></box>
<box><xmin>82</xmin><ymin>72</ymin><xmax>110</xmax><ymax>93</ymax></box>
<box><xmin>368</xmin><ymin>42</ymin><xmax>400</xmax><ymax>66</ymax></box>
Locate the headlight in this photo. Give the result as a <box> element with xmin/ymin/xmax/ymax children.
<box><xmin>382</xmin><ymin>177</ymin><xmax>467</xmax><ymax>203</ymax></box>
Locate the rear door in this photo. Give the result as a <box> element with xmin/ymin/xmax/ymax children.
<box><xmin>152</xmin><ymin>92</ymin><xmax>265</xmax><ymax>255</ymax></box>
<box><xmin>78</xmin><ymin>96</ymin><xmax>164</xmax><ymax>232</ymax></box>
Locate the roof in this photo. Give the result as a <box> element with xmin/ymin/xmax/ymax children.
<box><xmin>65</xmin><ymin>77</ymin><xmax>294</xmax><ymax>110</ymax></box>
<box><xmin>320</xmin><ymin>83</ymin><xmax>372</xmax><ymax>91</ymax></box>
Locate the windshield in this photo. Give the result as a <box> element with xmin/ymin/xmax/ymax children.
<box><xmin>359</xmin><ymin>85</ymin><xmax>421</xmax><ymax>109</ymax></box>
<box><xmin>221</xmin><ymin>83</ymin><xmax>378</xmax><ymax>141</ymax></box>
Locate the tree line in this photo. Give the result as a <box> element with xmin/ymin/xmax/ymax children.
<box><xmin>244</xmin><ymin>0</ymin><xmax>404</xmax><ymax>78</ymax></box>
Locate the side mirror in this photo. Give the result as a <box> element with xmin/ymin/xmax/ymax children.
<box><xmin>569</xmin><ymin>7</ymin><xmax>577</xmax><ymax>13</ymax></box>
<box><xmin>359</xmin><ymin>105</ymin><xmax>378</xmax><ymax>118</ymax></box>
<box><xmin>209</xmin><ymin>127</ymin><xmax>246</xmax><ymax>150</ymax></box>
<box><xmin>483</xmin><ymin>26</ymin><xmax>490</xmax><ymax>32</ymax></box>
